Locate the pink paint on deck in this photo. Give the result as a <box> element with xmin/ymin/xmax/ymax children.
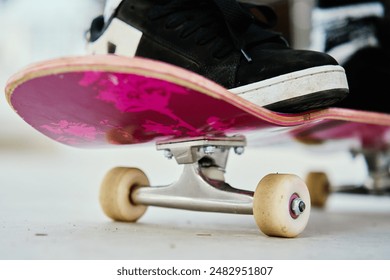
<box><xmin>79</xmin><ymin>71</ymin><xmax>201</xmax><ymax>134</ymax></box>
<box><xmin>6</xmin><ymin>55</ymin><xmax>390</xmax><ymax>149</ymax></box>
<box><xmin>291</xmin><ymin>121</ymin><xmax>390</xmax><ymax>149</ymax></box>
<box><xmin>40</xmin><ymin>120</ymin><xmax>103</xmax><ymax>144</ymax></box>
<box><xmin>80</xmin><ymin>72</ymin><xmax>190</xmax><ymax>113</ymax></box>
<box><xmin>41</xmin><ymin>120</ymin><xmax>100</xmax><ymax>138</ymax></box>
<box><xmin>9</xmin><ymin>70</ymin><xmax>268</xmax><ymax>147</ymax></box>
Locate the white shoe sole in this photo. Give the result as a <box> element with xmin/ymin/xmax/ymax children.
<box><xmin>229</xmin><ymin>65</ymin><xmax>348</xmax><ymax>108</ymax></box>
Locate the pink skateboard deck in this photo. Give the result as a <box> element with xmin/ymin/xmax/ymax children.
<box><xmin>5</xmin><ymin>55</ymin><xmax>390</xmax><ymax>150</ymax></box>
<box><xmin>5</xmin><ymin>55</ymin><xmax>390</xmax><ymax>238</ymax></box>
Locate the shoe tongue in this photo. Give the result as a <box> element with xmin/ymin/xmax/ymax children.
<box><xmin>244</xmin><ymin>23</ymin><xmax>289</xmax><ymax>49</ymax></box>
<box><xmin>213</xmin><ymin>0</ymin><xmax>288</xmax><ymax>59</ymax></box>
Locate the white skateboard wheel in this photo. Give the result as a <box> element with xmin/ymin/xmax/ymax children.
<box><xmin>306</xmin><ymin>172</ymin><xmax>330</xmax><ymax>208</ymax></box>
<box><xmin>253</xmin><ymin>173</ymin><xmax>311</xmax><ymax>238</ymax></box>
<box><xmin>99</xmin><ymin>167</ymin><xmax>149</xmax><ymax>222</ymax></box>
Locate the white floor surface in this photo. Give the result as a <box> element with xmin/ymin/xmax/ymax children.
<box><xmin>0</xmin><ymin>139</ymin><xmax>389</xmax><ymax>260</ymax></box>
<box><xmin>0</xmin><ymin>0</ymin><xmax>389</xmax><ymax>264</ymax></box>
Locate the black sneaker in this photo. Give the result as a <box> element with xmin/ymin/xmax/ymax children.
<box><xmin>87</xmin><ymin>0</ymin><xmax>349</xmax><ymax>113</ymax></box>
<box><xmin>311</xmin><ymin>0</ymin><xmax>390</xmax><ymax>114</ymax></box>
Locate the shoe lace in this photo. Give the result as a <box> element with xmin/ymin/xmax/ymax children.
<box><xmin>148</xmin><ymin>0</ymin><xmax>286</xmax><ymax>61</ymax></box>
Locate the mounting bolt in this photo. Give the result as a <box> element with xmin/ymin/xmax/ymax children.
<box><xmin>163</xmin><ymin>149</ymin><xmax>173</xmax><ymax>159</ymax></box>
<box><xmin>234</xmin><ymin>146</ymin><xmax>245</xmax><ymax>155</ymax></box>
<box><xmin>291</xmin><ymin>197</ymin><xmax>306</xmax><ymax>216</ymax></box>
<box><xmin>203</xmin><ymin>146</ymin><xmax>216</xmax><ymax>155</ymax></box>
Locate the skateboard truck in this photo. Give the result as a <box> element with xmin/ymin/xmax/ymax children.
<box><xmin>99</xmin><ymin>135</ymin><xmax>311</xmax><ymax>238</ymax></box>
<box><xmin>362</xmin><ymin>149</ymin><xmax>390</xmax><ymax>194</ymax></box>
<box><xmin>133</xmin><ymin>135</ymin><xmax>254</xmax><ymax>214</ymax></box>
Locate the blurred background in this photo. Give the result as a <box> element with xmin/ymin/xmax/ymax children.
<box><xmin>0</xmin><ymin>0</ymin><xmax>104</xmax><ymax>146</ymax></box>
<box><xmin>0</xmin><ymin>0</ymin><xmax>366</xmax><ymax>185</ymax></box>
<box><xmin>1</xmin><ymin>0</ymin><xmax>388</xmax><ymax>260</ymax></box>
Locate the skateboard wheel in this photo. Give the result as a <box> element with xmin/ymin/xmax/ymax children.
<box><xmin>305</xmin><ymin>172</ymin><xmax>330</xmax><ymax>208</ymax></box>
<box><xmin>253</xmin><ymin>174</ymin><xmax>311</xmax><ymax>238</ymax></box>
<box><xmin>99</xmin><ymin>167</ymin><xmax>149</xmax><ymax>222</ymax></box>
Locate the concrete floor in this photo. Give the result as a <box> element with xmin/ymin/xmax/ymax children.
<box><xmin>1</xmin><ymin>0</ymin><xmax>389</xmax><ymax>263</ymax></box>
<box><xmin>1</xmin><ymin>137</ymin><xmax>389</xmax><ymax>260</ymax></box>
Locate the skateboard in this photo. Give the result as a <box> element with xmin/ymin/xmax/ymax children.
<box><xmin>5</xmin><ymin>55</ymin><xmax>390</xmax><ymax>237</ymax></box>
<box><xmin>293</xmin><ymin>113</ymin><xmax>390</xmax><ymax>207</ymax></box>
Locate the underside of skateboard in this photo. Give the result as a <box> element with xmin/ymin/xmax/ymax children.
<box><xmin>99</xmin><ymin>135</ymin><xmax>311</xmax><ymax>238</ymax></box>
